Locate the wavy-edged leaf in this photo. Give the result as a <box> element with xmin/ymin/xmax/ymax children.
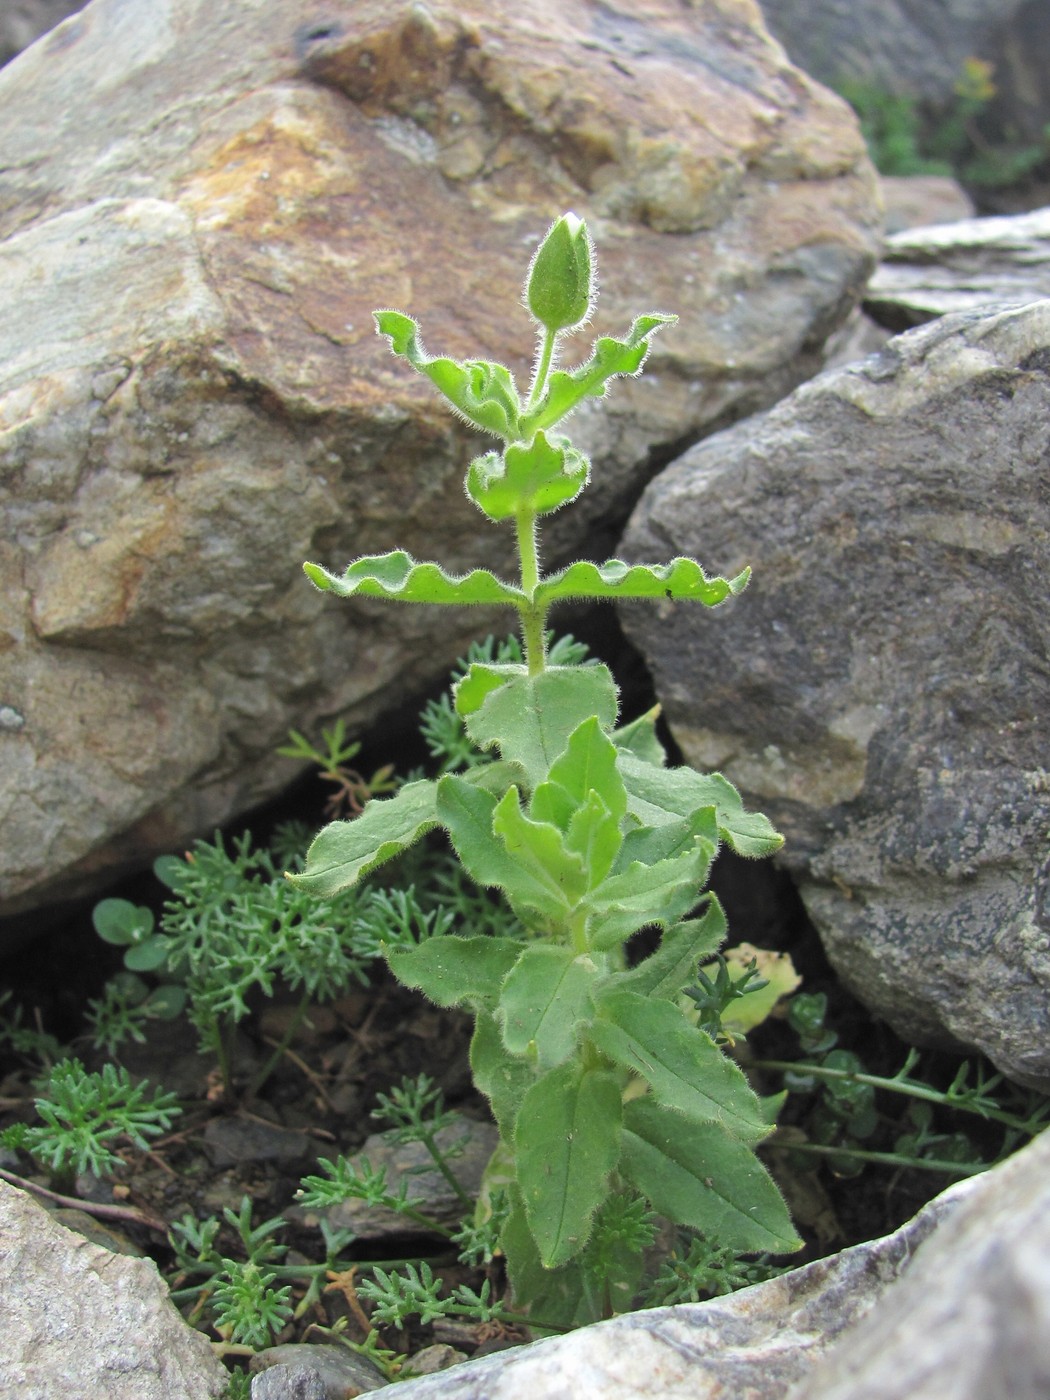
<box><xmin>521</xmin><ymin>313</ymin><xmax>677</xmax><ymax>437</ymax></box>
<box><xmin>385</xmin><ymin>935</ymin><xmax>522</xmax><ymax>1014</ymax></box>
<box><xmin>287</xmin><ymin>779</ymin><xmax>439</xmax><ymax>897</ymax></box>
<box><xmin>619</xmin><ymin>753</ymin><xmax>784</xmax><ymax>858</ymax></box>
<box><xmin>497</xmin><ymin>944</ymin><xmax>596</xmax><ymax>1068</ymax></box>
<box><xmin>375</xmin><ymin>310</ymin><xmax>521</xmax><ymax>438</ymax></box>
<box><xmin>515</xmin><ymin>1062</ymin><xmax>623</xmax><ymax>1268</ymax></box>
<box><xmin>590</xmin><ymin>990</ymin><xmax>768</xmax><ymax>1142</ymax></box>
<box><xmin>535</xmin><ymin>557</ymin><xmax>750</xmax><ymax>609</ymax></box>
<box><xmin>467</xmin><ymin>432</ymin><xmax>589</xmax><ymax>522</ymax></box>
<box><xmin>303</xmin><ymin>551</ymin><xmax>523</xmax><ymax>608</ymax></box>
<box><xmin>621</xmin><ymin>1097</ymin><xmax>802</xmax><ymax>1255</ymax></box>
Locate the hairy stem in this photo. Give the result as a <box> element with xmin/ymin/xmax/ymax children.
<box><xmin>516</xmin><ymin>507</ymin><xmax>547</xmax><ymax>675</ymax></box>
<box><xmin>528</xmin><ymin>326</ymin><xmax>557</xmax><ymax>410</ymax></box>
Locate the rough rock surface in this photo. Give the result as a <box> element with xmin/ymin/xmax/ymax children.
<box><xmin>619</xmin><ymin>300</ymin><xmax>1050</xmax><ymax>1088</ymax></box>
<box><xmin>794</xmin><ymin>1128</ymin><xmax>1050</xmax><ymax>1400</ymax></box>
<box><xmin>0</xmin><ymin>1178</ymin><xmax>227</xmax><ymax>1399</ymax></box>
<box><xmin>865</xmin><ymin>206</ymin><xmax>1050</xmax><ymax>330</ymax></box>
<box><xmin>373</xmin><ymin>1168</ymin><xmax>977</xmax><ymax>1398</ymax></box>
<box><xmin>0</xmin><ymin>0</ymin><xmax>880</xmax><ymax>921</ymax></box>
<box><xmin>756</xmin><ymin>0</ymin><xmax>1027</xmax><ymax>105</ymax></box>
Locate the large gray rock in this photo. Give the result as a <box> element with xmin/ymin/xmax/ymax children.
<box><xmin>0</xmin><ymin>0</ymin><xmax>880</xmax><ymax>921</ymax></box>
<box><xmin>0</xmin><ymin>1179</ymin><xmax>227</xmax><ymax>1399</ymax></box>
<box><xmin>865</xmin><ymin>206</ymin><xmax>1050</xmax><ymax>330</ymax></box>
<box><xmin>794</xmin><ymin>1127</ymin><xmax>1050</xmax><ymax>1400</ymax></box>
<box><xmin>619</xmin><ymin>300</ymin><xmax>1050</xmax><ymax>1088</ymax></box>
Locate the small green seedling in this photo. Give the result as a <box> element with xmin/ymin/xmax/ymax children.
<box><xmin>88</xmin><ymin>898</ymin><xmax>188</xmax><ymax>1053</ymax></box>
<box><xmin>290</xmin><ymin>213</ymin><xmax>801</xmax><ymax>1323</ymax></box>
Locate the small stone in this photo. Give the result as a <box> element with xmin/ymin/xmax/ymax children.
<box><xmin>402</xmin><ymin>1344</ymin><xmax>468</xmax><ymax>1377</ymax></box>
<box><xmin>251</xmin><ymin>1343</ymin><xmax>387</xmax><ymax>1397</ymax></box>
<box><xmin>250</xmin><ymin>1365</ymin><xmax>326</xmax><ymax>1400</ymax></box>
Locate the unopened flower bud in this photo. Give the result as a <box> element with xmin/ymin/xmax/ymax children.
<box><xmin>525</xmin><ymin>213</ymin><xmax>594</xmax><ymax>334</ymax></box>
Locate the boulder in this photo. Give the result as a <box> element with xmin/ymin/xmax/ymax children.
<box><xmin>0</xmin><ymin>1178</ymin><xmax>227</xmax><ymax>1399</ymax></box>
<box><xmin>865</xmin><ymin>206</ymin><xmax>1050</xmax><ymax>330</ymax></box>
<box><xmin>0</xmin><ymin>0</ymin><xmax>880</xmax><ymax>921</ymax></box>
<box><xmin>618</xmin><ymin>300</ymin><xmax>1050</xmax><ymax>1089</ymax></box>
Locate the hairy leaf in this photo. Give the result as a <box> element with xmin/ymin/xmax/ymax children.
<box><xmin>536</xmin><ymin>557</ymin><xmax>749</xmax><ymax>609</ymax></box>
<box><xmin>436</xmin><ymin>775</ymin><xmax>566</xmax><ymax>927</ymax></box>
<box><xmin>288</xmin><ymin>780</ymin><xmax>439</xmax><ymax>897</ymax></box>
<box><xmin>582</xmin><ymin>844</ymin><xmax>714</xmax><ymax>951</ymax></box>
<box><xmin>492</xmin><ymin>787</ymin><xmax>587</xmax><ymax>909</ymax></box>
<box><xmin>621</xmin><ymin>1097</ymin><xmax>802</xmax><ymax>1255</ymax></box>
<box><xmin>590</xmin><ymin>990</ymin><xmax>768</xmax><ymax>1142</ymax></box>
<box><xmin>619</xmin><ymin>754</ymin><xmax>784</xmax><ymax>858</ymax></box>
<box><xmin>385</xmin><ymin>936</ymin><xmax>521</xmax><ymax>1013</ymax></box>
<box><xmin>520</xmin><ymin>314</ymin><xmax>677</xmax><ymax>437</ymax></box>
<box><xmin>303</xmin><ymin>551</ymin><xmax>523</xmax><ymax>609</ymax></box>
<box><xmin>515</xmin><ymin>1062</ymin><xmax>623</xmax><ymax>1268</ymax></box>
<box><xmin>611</xmin><ymin>897</ymin><xmax>727</xmax><ymax>1001</ymax></box>
<box><xmin>467</xmin><ymin>432</ymin><xmax>589</xmax><ymax>522</ymax></box>
<box><xmin>461</xmin><ymin>665</ymin><xmax>619</xmax><ymax>787</ymax></box>
<box><xmin>497</xmin><ymin>945</ymin><xmax>596</xmax><ymax>1068</ymax></box>
<box><xmin>470</xmin><ymin>1013</ymin><xmax>534</xmax><ymax>1138</ymax></box>
<box><xmin>375</xmin><ymin>310</ymin><xmax>521</xmax><ymax>438</ymax></box>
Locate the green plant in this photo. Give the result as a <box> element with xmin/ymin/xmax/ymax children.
<box><xmin>152</xmin><ymin>832</ymin><xmax>430</xmax><ymax>1098</ymax></box>
<box><xmin>756</xmin><ymin>993</ymin><xmax>1049</xmax><ymax>1181</ymax></box>
<box><xmin>0</xmin><ymin>1057</ymin><xmax>180</xmax><ymax>1188</ymax></box>
<box><xmin>289</xmin><ymin>213</ymin><xmax>800</xmax><ymax>1325</ymax></box>
<box><xmin>278</xmin><ymin>717</ymin><xmax>397</xmax><ymax>817</ymax></box>
<box><xmin>86</xmin><ymin>898</ymin><xmax>187</xmax><ymax>1055</ymax></box>
<box><xmin>838</xmin><ymin>59</ymin><xmax>1050</xmax><ymax>190</ymax></box>
<box><xmin>0</xmin><ymin>991</ymin><xmax>62</xmax><ymax>1070</ymax></box>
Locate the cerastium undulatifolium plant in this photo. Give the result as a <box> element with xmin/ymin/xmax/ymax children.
<box><xmin>290</xmin><ymin>213</ymin><xmax>802</xmax><ymax>1323</ymax></box>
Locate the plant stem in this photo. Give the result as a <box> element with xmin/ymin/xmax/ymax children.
<box><xmin>247</xmin><ymin>988</ymin><xmax>313</xmax><ymax>1099</ymax></box>
<box><xmin>528</xmin><ymin>327</ymin><xmax>557</xmax><ymax>410</ymax></box>
<box><xmin>516</xmin><ymin>508</ymin><xmax>546</xmax><ymax>675</ymax></box>
<box><xmin>753</xmin><ymin>1058</ymin><xmax>1043</xmax><ymax>1135</ymax></box>
<box><xmin>767</xmin><ymin>1139</ymin><xmax>987</xmax><ymax>1178</ymax></box>
<box><xmin>418</xmin><ymin>1129</ymin><xmax>474</xmax><ymax>1210</ymax></box>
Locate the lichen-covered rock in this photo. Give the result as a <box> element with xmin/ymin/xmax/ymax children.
<box><xmin>0</xmin><ymin>1179</ymin><xmax>226</xmax><ymax>1399</ymax></box>
<box><xmin>0</xmin><ymin>0</ymin><xmax>880</xmax><ymax>920</ymax></box>
<box><xmin>619</xmin><ymin>300</ymin><xmax>1050</xmax><ymax>1088</ymax></box>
